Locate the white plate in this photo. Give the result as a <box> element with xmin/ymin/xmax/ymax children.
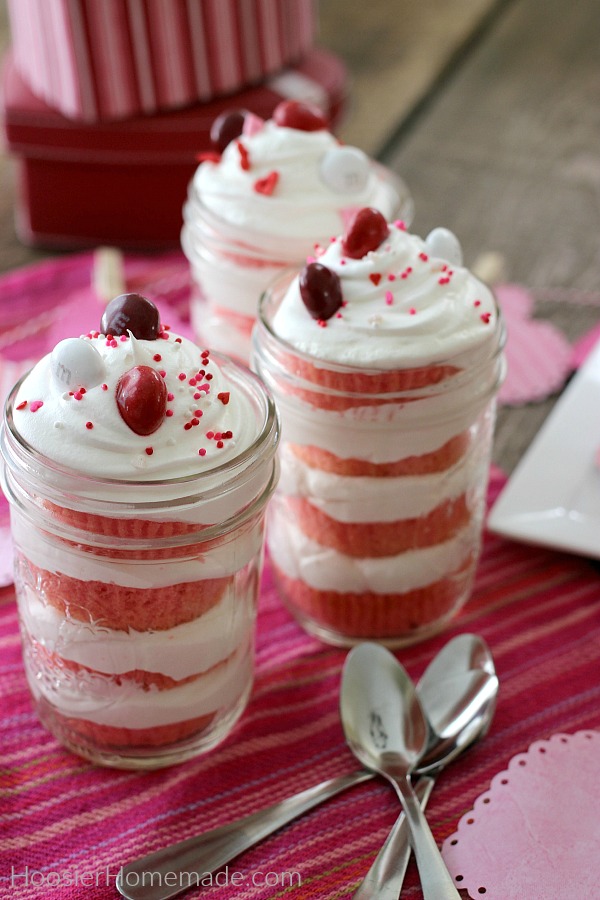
<box><xmin>488</xmin><ymin>337</ymin><xmax>600</xmax><ymax>558</ymax></box>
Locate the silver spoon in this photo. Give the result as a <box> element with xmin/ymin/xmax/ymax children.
<box><xmin>116</xmin><ymin>635</ymin><xmax>493</xmax><ymax>900</ymax></box>
<box><xmin>340</xmin><ymin>642</ymin><xmax>462</xmax><ymax>900</ymax></box>
<box><xmin>354</xmin><ymin>636</ymin><xmax>497</xmax><ymax>898</ymax></box>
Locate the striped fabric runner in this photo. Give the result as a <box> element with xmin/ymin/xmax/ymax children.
<box><xmin>1</xmin><ymin>470</ymin><xmax>599</xmax><ymax>899</ymax></box>
<box><xmin>6</xmin><ymin>0</ymin><xmax>316</xmax><ymax>121</ymax></box>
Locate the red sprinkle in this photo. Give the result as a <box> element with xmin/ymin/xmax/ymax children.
<box><xmin>206</xmin><ymin>431</ymin><xmax>215</xmax><ymax>439</ymax></box>
<box><xmin>153</xmin><ymin>354</ymin><xmax>162</xmax><ymax>362</ymax></box>
<box><xmin>196</xmin><ymin>151</ymin><xmax>221</xmax><ymax>164</ymax></box>
<box><xmin>217</xmin><ymin>392</ymin><xmax>230</xmax><ymax>405</ymax></box>
<box><xmin>145</xmin><ymin>447</ymin><xmax>154</xmax><ymax>455</ymax></box>
<box><xmin>159</xmin><ymin>370</ymin><xmax>166</xmax><ymax>378</ymax></box>
<box><xmin>85</xmin><ymin>421</ymin><xmax>94</xmax><ymax>429</ymax></box>
<box><xmin>438</xmin><ymin>276</ymin><xmax>451</xmax><ymax>285</ymax></box>
<box><xmin>419</xmin><ymin>252</ymin><xmax>429</xmax><ymax>262</ymax></box>
<box><xmin>101</xmin><ymin>384</ymin><xmax>108</xmax><ymax>391</ymax></box>
<box><xmin>216</xmin><ymin>441</ymin><xmax>224</xmax><ymax>449</ymax></box>
<box><xmin>205</xmin><ymin>374</ymin><xmax>213</xmax><ymax>381</ymax></box>
<box><xmin>198</xmin><ymin>448</ymin><xmax>206</xmax><ymax>456</ymax></box>
<box><xmin>369</xmin><ymin>273</ymin><xmax>382</xmax><ymax>286</ymax></box>
<box><xmin>254</xmin><ymin>170</ymin><xmax>279</xmax><ymax>196</ymax></box>
<box><xmin>178</xmin><ymin>373</ymin><xmax>186</xmax><ymax>381</ymax></box>
<box><xmin>480</xmin><ymin>312</ymin><xmax>492</xmax><ymax>324</ymax></box>
<box><xmin>191</xmin><ymin>418</ymin><xmax>199</xmax><ymax>427</ymax></box>
<box><xmin>167</xmin><ymin>392</ymin><xmax>175</xmax><ymax>401</ymax></box>
<box><xmin>388</xmin><ymin>274</ymin><xmax>396</xmax><ymax>281</ymax></box>
<box><xmin>166</xmin><ymin>409</ymin><xmax>174</xmax><ymax>417</ymax></box>
<box><xmin>474</xmin><ymin>300</ymin><xmax>481</xmax><ymax>307</ymax></box>
<box><xmin>194</xmin><ymin>410</ymin><xmax>203</xmax><ymax>417</ymax></box>
<box><xmin>237</xmin><ymin>140</ymin><xmax>251</xmax><ymax>171</ymax></box>
<box><xmin>184</xmin><ymin>423</ymin><xmax>192</xmax><ymax>431</ymax></box>
<box><xmin>16</xmin><ymin>400</ymin><xmax>27</xmax><ymax>410</ymax></box>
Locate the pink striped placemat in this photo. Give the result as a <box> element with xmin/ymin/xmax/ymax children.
<box><xmin>1</xmin><ymin>470</ymin><xmax>599</xmax><ymax>899</ymax></box>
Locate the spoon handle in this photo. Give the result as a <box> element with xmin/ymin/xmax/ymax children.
<box><xmin>116</xmin><ymin>769</ymin><xmax>373</xmax><ymax>900</ymax></box>
<box><xmin>352</xmin><ymin>775</ymin><xmax>435</xmax><ymax>900</ymax></box>
<box><xmin>390</xmin><ymin>775</ymin><xmax>460</xmax><ymax>900</ymax></box>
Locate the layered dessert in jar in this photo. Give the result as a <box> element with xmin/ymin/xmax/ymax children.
<box><xmin>252</xmin><ymin>209</ymin><xmax>505</xmax><ymax>646</ymax></box>
<box><xmin>181</xmin><ymin>100</ymin><xmax>412</xmax><ymax>363</ymax></box>
<box><xmin>0</xmin><ymin>293</ymin><xmax>279</xmax><ymax>768</ymax></box>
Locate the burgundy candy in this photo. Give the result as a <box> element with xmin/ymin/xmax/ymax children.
<box><xmin>342</xmin><ymin>207</ymin><xmax>390</xmax><ymax>259</ymax></box>
<box><xmin>299</xmin><ymin>263</ymin><xmax>343</xmax><ymax>320</ymax></box>
<box><xmin>272</xmin><ymin>100</ymin><xmax>328</xmax><ymax>132</ymax></box>
<box><xmin>116</xmin><ymin>365</ymin><xmax>167</xmax><ymax>436</ymax></box>
<box><xmin>101</xmin><ymin>293</ymin><xmax>160</xmax><ymax>341</ymax></box>
<box><xmin>210</xmin><ymin>109</ymin><xmax>248</xmax><ymax>152</ymax></box>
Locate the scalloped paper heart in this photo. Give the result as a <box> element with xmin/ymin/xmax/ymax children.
<box><xmin>496</xmin><ymin>284</ymin><xmax>573</xmax><ymax>406</ymax></box>
<box><xmin>442</xmin><ymin>731</ymin><xmax>600</xmax><ymax>899</ymax></box>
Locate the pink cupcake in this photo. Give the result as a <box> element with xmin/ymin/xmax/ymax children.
<box><xmin>252</xmin><ymin>209</ymin><xmax>506</xmax><ymax>645</ymax></box>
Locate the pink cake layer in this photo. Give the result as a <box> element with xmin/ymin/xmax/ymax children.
<box><xmin>286</xmin><ymin>494</ymin><xmax>471</xmax><ymax>557</ymax></box>
<box><xmin>272</xmin><ymin>555</ymin><xmax>474</xmax><ymax>641</ymax></box>
<box><xmin>22</xmin><ymin>556</ymin><xmax>231</xmax><ymax>631</ymax></box>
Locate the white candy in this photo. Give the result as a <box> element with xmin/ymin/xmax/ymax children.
<box><xmin>319</xmin><ymin>146</ymin><xmax>370</xmax><ymax>193</ymax></box>
<box><xmin>50</xmin><ymin>338</ymin><xmax>105</xmax><ymax>390</ymax></box>
<box><xmin>425</xmin><ymin>228</ymin><xmax>463</xmax><ymax>267</ymax></box>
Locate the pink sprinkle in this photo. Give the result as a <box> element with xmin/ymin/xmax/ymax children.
<box><xmin>419</xmin><ymin>252</ymin><xmax>429</xmax><ymax>262</ymax></box>
<box><xmin>474</xmin><ymin>300</ymin><xmax>481</xmax><ymax>307</ymax></box>
<box><xmin>409</xmin><ymin>307</ymin><xmax>417</xmax><ymax>315</ymax></box>
<box><xmin>306</xmin><ymin>255</ymin><xmax>316</xmax><ymax>264</ymax></box>
<box><xmin>194</xmin><ymin>392</ymin><xmax>201</xmax><ymax>400</ymax></box>
<box><xmin>159</xmin><ymin>332</ymin><xmax>169</xmax><ymax>340</ymax></box>
<box><xmin>120</xmin><ymin>335</ymin><xmax>128</xmax><ymax>342</ymax></box>
<box><xmin>388</xmin><ymin>274</ymin><xmax>396</xmax><ymax>281</ymax></box>
<box><xmin>480</xmin><ymin>312</ymin><xmax>491</xmax><ymax>324</ymax></box>
<box><xmin>336</xmin><ymin>312</ymin><xmax>343</xmax><ymax>318</ymax></box>
<box><xmin>215</xmin><ymin>432</ymin><xmax>222</xmax><ymax>441</ymax></box>
<box><xmin>178</xmin><ymin>373</ymin><xmax>186</xmax><ymax>381</ymax></box>
<box><xmin>159</xmin><ymin>370</ymin><xmax>166</xmax><ymax>378</ymax></box>
<box><xmin>206</xmin><ymin>431</ymin><xmax>215</xmax><ymax>439</ymax></box>
<box><xmin>438</xmin><ymin>276</ymin><xmax>451</xmax><ymax>285</ymax></box>
<box><xmin>167</xmin><ymin>392</ymin><xmax>175</xmax><ymax>401</ymax></box>
<box><xmin>340</xmin><ymin>259</ymin><xmax>346</xmax><ymax>265</ymax></box>
<box><xmin>385</xmin><ymin>291</ymin><xmax>394</xmax><ymax>306</ymax></box>
<box><xmin>85</xmin><ymin>421</ymin><xmax>93</xmax><ymax>429</ymax></box>
<box><xmin>198</xmin><ymin>448</ymin><xmax>207</xmax><ymax>456</ymax></box>
<box><xmin>189</xmin><ymin>377</ymin><xmax>197</xmax><ymax>386</ymax></box>
<box><xmin>166</xmin><ymin>409</ymin><xmax>174</xmax><ymax>417</ymax></box>
<box><xmin>394</xmin><ymin>220</ymin><xmax>406</xmax><ymax>230</ymax></box>
<box><xmin>317</xmin><ymin>319</ymin><xmax>327</xmax><ymax>327</ymax></box>
<box><xmin>110</xmin><ymin>340</ymin><xmax>118</xmax><ymax>348</ymax></box>
<box><xmin>73</xmin><ymin>392</ymin><xmax>83</xmax><ymax>401</ymax></box>
<box><xmin>101</xmin><ymin>384</ymin><xmax>108</xmax><ymax>391</ymax></box>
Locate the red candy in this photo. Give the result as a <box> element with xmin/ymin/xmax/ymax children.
<box><xmin>299</xmin><ymin>263</ymin><xmax>343</xmax><ymax>321</ymax></box>
<box><xmin>272</xmin><ymin>100</ymin><xmax>328</xmax><ymax>132</ymax></box>
<box><xmin>342</xmin><ymin>207</ymin><xmax>390</xmax><ymax>259</ymax></box>
<box><xmin>210</xmin><ymin>109</ymin><xmax>248</xmax><ymax>153</ymax></box>
<box><xmin>116</xmin><ymin>366</ymin><xmax>167</xmax><ymax>436</ymax></box>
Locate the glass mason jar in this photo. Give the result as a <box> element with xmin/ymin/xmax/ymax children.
<box><xmin>252</xmin><ymin>274</ymin><xmax>506</xmax><ymax>648</ymax></box>
<box><xmin>181</xmin><ymin>167</ymin><xmax>413</xmax><ymax>366</ymax></box>
<box><xmin>1</xmin><ymin>357</ymin><xmax>279</xmax><ymax>769</ymax></box>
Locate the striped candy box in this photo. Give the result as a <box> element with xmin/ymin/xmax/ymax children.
<box><xmin>6</xmin><ymin>0</ymin><xmax>316</xmax><ymax>122</ymax></box>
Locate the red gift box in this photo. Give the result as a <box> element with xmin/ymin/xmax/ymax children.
<box><xmin>6</xmin><ymin>0</ymin><xmax>317</xmax><ymax>122</ymax></box>
<box><xmin>1</xmin><ymin>48</ymin><xmax>349</xmax><ymax>250</ymax></box>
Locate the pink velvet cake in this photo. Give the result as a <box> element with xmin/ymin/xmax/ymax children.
<box><xmin>253</xmin><ymin>209</ymin><xmax>506</xmax><ymax>645</ymax></box>
<box><xmin>2</xmin><ymin>293</ymin><xmax>279</xmax><ymax>767</ymax></box>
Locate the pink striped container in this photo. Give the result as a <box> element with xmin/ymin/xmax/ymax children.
<box><xmin>6</xmin><ymin>0</ymin><xmax>316</xmax><ymax>122</ymax></box>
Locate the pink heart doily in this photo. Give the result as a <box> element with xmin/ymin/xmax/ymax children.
<box><xmin>496</xmin><ymin>284</ymin><xmax>573</xmax><ymax>406</ymax></box>
<box><xmin>442</xmin><ymin>730</ymin><xmax>600</xmax><ymax>899</ymax></box>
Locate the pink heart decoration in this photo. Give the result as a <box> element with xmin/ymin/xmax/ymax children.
<box><xmin>495</xmin><ymin>284</ymin><xmax>573</xmax><ymax>406</ymax></box>
<box><xmin>442</xmin><ymin>731</ymin><xmax>600</xmax><ymax>899</ymax></box>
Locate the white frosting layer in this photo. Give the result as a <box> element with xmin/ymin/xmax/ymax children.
<box><xmin>268</xmin><ymin>516</ymin><xmax>476</xmax><ymax>594</ymax></box>
<box><xmin>278</xmin><ymin>443</ymin><xmax>471</xmax><ymax>521</ymax></box>
<box><xmin>11</xmin><ymin>509</ymin><xmax>262</xmax><ymax>584</ymax></box>
<box><xmin>20</xmin><ymin>584</ymin><xmax>253</xmax><ymax>680</ymax></box>
<box><xmin>190</xmin><ymin>121</ymin><xmax>405</xmax><ymax>244</ymax></box>
<box><xmin>270</xmin><ymin>222</ymin><xmax>498</xmax><ymax>369</ymax></box>
<box><xmin>26</xmin><ymin>638</ymin><xmax>253</xmax><ymax>729</ymax></box>
<box><xmin>12</xmin><ymin>331</ymin><xmax>261</xmax><ymax>481</ymax></box>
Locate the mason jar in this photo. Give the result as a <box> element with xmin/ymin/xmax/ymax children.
<box><xmin>1</xmin><ymin>356</ymin><xmax>279</xmax><ymax>769</ymax></box>
<box><xmin>252</xmin><ymin>273</ymin><xmax>506</xmax><ymax>648</ymax></box>
<box><xmin>181</xmin><ymin>165</ymin><xmax>412</xmax><ymax>365</ymax></box>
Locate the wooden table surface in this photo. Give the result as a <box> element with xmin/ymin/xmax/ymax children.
<box><xmin>1</xmin><ymin>0</ymin><xmax>600</xmax><ymax>473</ymax></box>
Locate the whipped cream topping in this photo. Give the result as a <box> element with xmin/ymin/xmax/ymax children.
<box><xmin>192</xmin><ymin>121</ymin><xmax>404</xmax><ymax>242</ymax></box>
<box><xmin>270</xmin><ymin>222</ymin><xmax>499</xmax><ymax>369</ymax></box>
<box><xmin>12</xmin><ymin>329</ymin><xmax>260</xmax><ymax>480</ymax></box>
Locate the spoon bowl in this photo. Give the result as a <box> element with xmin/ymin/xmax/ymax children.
<box><xmin>341</xmin><ymin>642</ymin><xmax>462</xmax><ymax>900</ymax></box>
